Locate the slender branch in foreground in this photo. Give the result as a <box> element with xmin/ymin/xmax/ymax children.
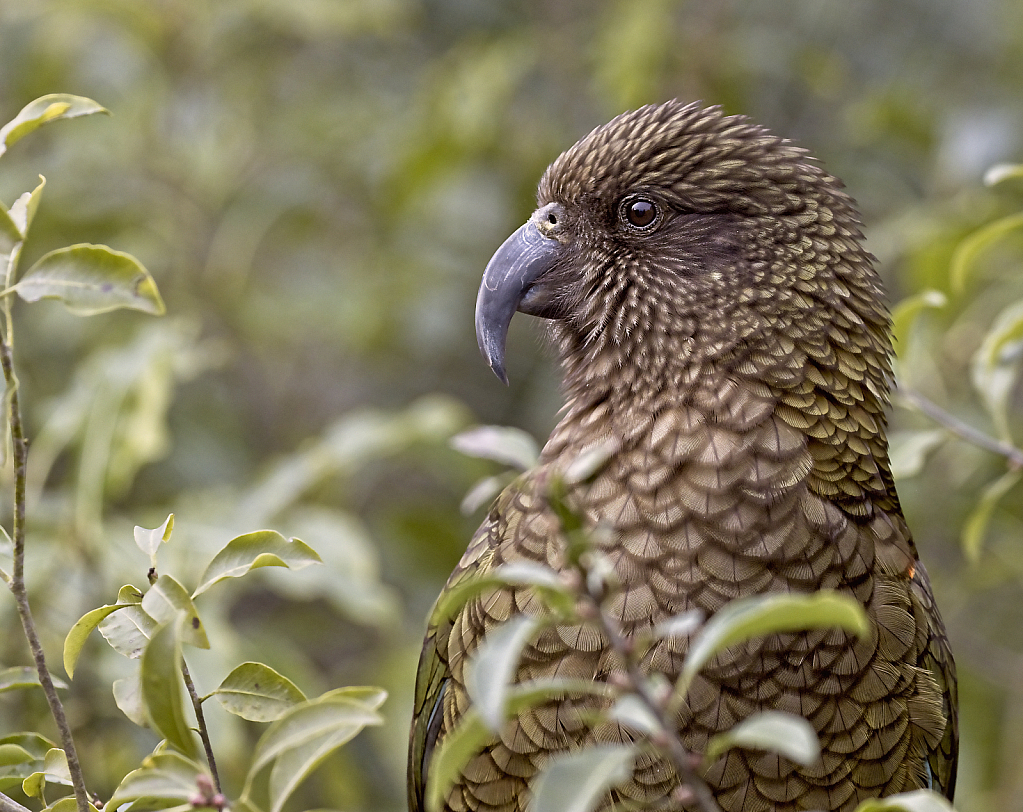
<box><xmin>0</xmin><ymin>334</ymin><xmax>90</xmax><ymax>812</ymax></box>
<box><xmin>573</xmin><ymin>559</ymin><xmax>723</xmax><ymax>812</ymax></box>
<box><xmin>0</xmin><ymin>792</ymin><xmax>32</xmax><ymax>812</ymax></box>
<box><xmin>896</xmin><ymin>386</ymin><xmax>1023</xmax><ymax>470</ymax></box>
<box><xmin>182</xmin><ymin>661</ymin><xmax>221</xmax><ymax>792</ymax></box>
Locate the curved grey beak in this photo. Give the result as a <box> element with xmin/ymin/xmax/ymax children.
<box><xmin>474</xmin><ymin>220</ymin><xmax>563</xmax><ymax>384</ymax></box>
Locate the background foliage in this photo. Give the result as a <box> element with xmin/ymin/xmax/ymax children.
<box><xmin>1</xmin><ymin>1</ymin><xmax>1022</xmax><ymax>810</ymax></box>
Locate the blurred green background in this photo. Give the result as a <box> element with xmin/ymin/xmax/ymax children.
<box><xmin>1</xmin><ymin>1</ymin><xmax>1023</xmax><ymax>810</ymax></box>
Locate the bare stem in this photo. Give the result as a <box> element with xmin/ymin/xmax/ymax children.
<box><xmin>182</xmin><ymin>660</ymin><xmax>221</xmax><ymax>792</ymax></box>
<box><xmin>0</xmin><ymin>333</ymin><xmax>90</xmax><ymax>812</ymax></box>
<box><xmin>576</xmin><ymin>559</ymin><xmax>722</xmax><ymax>812</ymax></box>
<box><xmin>0</xmin><ymin>793</ymin><xmax>32</xmax><ymax>812</ymax></box>
<box><xmin>897</xmin><ymin>386</ymin><xmax>1023</xmax><ymax>470</ymax></box>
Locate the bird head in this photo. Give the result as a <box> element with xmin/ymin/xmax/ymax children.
<box><xmin>475</xmin><ymin>101</ymin><xmax>891</xmax><ymax>404</ymax></box>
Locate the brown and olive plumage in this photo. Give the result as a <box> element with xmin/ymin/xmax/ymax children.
<box><xmin>410</xmin><ymin>101</ymin><xmax>957</xmax><ymax>812</ymax></box>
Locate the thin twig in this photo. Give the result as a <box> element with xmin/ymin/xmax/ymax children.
<box><xmin>0</xmin><ymin>792</ymin><xmax>32</xmax><ymax>812</ymax></box>
<box><xmin>0</xmin><ymin>333</ymin><xmax>90</xmax><ymax>812</ymax></box>
<box><xmin>897</xmin><ymin>386</ymin><xmax>1023</xmax><ymax>470</ymax></box>
<box><xmin>182</xmin><ymin>660</ymin><xmax>221</xmax><ymax>792</ymax></box>
<box><xmin>576</xmin><ymin>564</ymin><xmax>723</xmax><ymax>812</ymax></box>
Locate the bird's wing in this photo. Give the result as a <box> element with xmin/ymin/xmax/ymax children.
<box><xmin>408</xmin><ymin>512</ymin><xmax>504</xmax><ymax>812</ymax></box>
<box><xmin>911</xmin><ymin>561</ymin><xmax>959</xmax><ymax>799</ymax></box>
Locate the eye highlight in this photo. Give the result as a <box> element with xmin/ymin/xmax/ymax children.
<box><xmin>620</xmin><ymin>196</ymin><xmax>659</xmax><ymax>230</ymax></box>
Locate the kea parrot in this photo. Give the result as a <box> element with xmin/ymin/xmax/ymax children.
<box><xmin>409</xmin><ymin>100</ymin><xmax>957</xmax><ymax>812</ymax></box>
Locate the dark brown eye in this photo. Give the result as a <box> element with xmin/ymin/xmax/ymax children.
<box><xmin>622</xmin><ymin>197</ymin><xmax>658</xmax><ymax>229</ymax></box>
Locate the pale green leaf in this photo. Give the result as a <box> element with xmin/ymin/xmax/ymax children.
<box><xmin>249</xmin><ymin>693</ymin><xmax>383</xmax><ymax>776</ymax></box>
<box><xmin>466</xmin><ymin>616</ymin><xmax>539</xmax><ymax>732</ymax></box>
<box><xmin>951</xmin><ymin>211</ymin><xmax>1023</xmax><ymax>293</ymax></box>
<box><xmin>888</xmin><ymin>430</ymin><xmax>947</xmax><ymax>480</ymax></box>
<box><xmin>0</xmin><ymin>739</ymin><xmax>46</xmax><ymax>791</ymax></box>
<box><xmin>63</xmin><ymin>584</ymin><xmax>144</xmax><ymax>677</ymax></box>
<box><xmin>0</xmin><ymin>95</ymin><xmax>108</xmax><ymax>158</ymax></box>
<box><xmin>451</xmin><ymin>425</ymin><xmax>539</xmax><ymax>470</ymax></box>
<box><xmin>706</xmin><ymin>710</ymin><xmax>820</xmax><ymax>765</ymax></box>
<box><xmin>460</xmin><ymin>473</ymin><xmax>511</xmax><ymax>515</ymax></box>
<box><xmin>853</xmin><ymin>789</ymin><xmax>955</xmax><ymax>812</ymax></box>
<box><xmin>608</xmin><ymin>694</ymin><xmax>662</xmax><ymax>736</ymax></box>
<box><xmin>563</xmin><ymin>441</ymin><xmax>616</xmax><ymax>484</ymax></box>
<box><xmin>140</xmin><ymin>617</ymin><xmax>197</xmax><ymax>758</ymax></box>
<box><xmin>14</xmin><ymin>244</ymin><xmax>165</xmax><ymax>316</ymax></box>
<box><xmin>98</xmin><ymin>599</ymin><xmax>159</xmax><ymax>659</ymax></box>
<box><xmin>213</xmin><ymin>662</ymin><xmax>307</xmax><ymax>722</ymax></box>
<box><xmin>192</xmin><ymin>530</ymin><xmax>322</xmax><ymax>597</ymax></box>
<box><xmin>984</xmin><ymin>163</ymin><xmax>1023</xmax><ymax>187</ymax></box>
<box><xmin>0</xmin><ymin>201</ymin><xmax>20</xmax><ymax>254</ymax></box>
<box><xmin>141</xmin><ymin>575</ymin><xmax>209</xmax><ymax>649</ymax></box>
<box><xmin>0</xmin><ymin>744</ymin><xmax>33</xmax><ymax>767</ymax></box>
<box><xmin>890</xmin><ymin>289</ymin><xmax>946</xmax><ymax>351</ymax></box>
<box><xmin>135</xmin><ymin>514</ymin><xmax>174</xmax><ymax>564</ymax></box>
<box><xmin>22</xmin><ymin>748</ymin><xmax>71</xmax><ymax>799</ymax></box>
<box><xmin>9</xmin><ymin>177</ymin><xmax>46</xmax><ymax>237</ymax></box>
<box><xmin>113</xmin><ymin>667</ymin><xmax>149</xmax><ymax>727</ymax></box>
<box><xmin>429</xmin><ymin>561</ymin><xmax>572</xmax><ymax>628</ymax></box>
<box><xmin>652</xmin><ymin>609</ymin><xmax>704</xmax><ymax>640</ymax></box>
<box><xmin>970</xmin><ymin>298</ymin><xmax>1023</xmax><ymax>440</ymax></box>
<box><xmin>107</xmin><ymin>751</ymin><xmax>208</xmax><ymax>811</ymax></box>
<box><xmin>962</xmin><ymin>469</ymin><xmax>1022</xmax><ymax>561</ymax></box>
<box><xmin>529</xmin><ymin>745</ymin><xmax>636</xmax><ymax>812</ymax></box>
<box><xmin>319</xmin><ymin>685</ymin><xmax>388</xmax><ymax>710</ymax></box>
<box><xmin>0</xmin><ymin>666</ymin><xmax>68</xmax><ymax>693</ymax></box>
<box><xmin>268</xmin><ymin>724</ymin><xmax>363</xmax><ymax>812</ymax></box>
<box><xmin>677</xmin><ymin>592</ymin><xmax>869</xmax><ymax>698</ymax></box>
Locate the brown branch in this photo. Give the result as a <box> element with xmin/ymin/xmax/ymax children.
<box><xmin>0</xmin><ymin>332</ymin><xmax>90</xmax><ymax>812</ymax></box>
<box><xmin>896</xmin><ymin>386</ymin><xmax>1023</xmax><ymax>470</ymax></box>
<box><xmin>574</xmin><ymin>557</ymin><xmax>722</xmax><ymax>812</ymax></box>
<box><xmin>182</xmin><ymin>661</ymin><xmax>221</xmax><ymax>792</ymax></box>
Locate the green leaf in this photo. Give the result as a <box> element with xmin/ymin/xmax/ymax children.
<box><xmin>0</xmin><ymin>94</ymin><xmax>108</xmax><ymax>158</ymax></box>
<box><xmin>460</xmin><ymin>473</ymin><xmax>511</xmax><ymax>515</ymax></box>
<box><xmin>213</xmin><ymin>662</ymin><xmax>307</xmax><ymax>722</ymax></box>
<box><xmin>141</xmin><ymin>575</ymin><xmax>209</xmax><ymax>649</ymax></box>
<box><xmin>950</xmin><ymin>211</ymin><xmax>1023</xmax><ymax>293</ymax></box>
<box><xmin>9</xmin><ymin>177</ymin><xmax>46</xmax><ymax>238</ymax></box>
<box><xmin>22</xmin><ymin>748</ymin><xmax>71</xmax><ymax>799</ymax></box>
<box><xmin>466</xmin><ymin>616</ymin><xmax>539</xmax><ymax>732</ymax></box>
<box><xmin>113</xmin><ymin>667</ymin><xmax>149</xmax><ymax>727</ymax></box>
<box><xmin>0</xmin><ymin>744</ymin><xmax>35</xmax><ymax>790</ymax></box>
<box><xmin>107</xmin><ymin>751</ymin><xmax>209</xmax><ymax>811</ymax></box>
<box><xmin>652</xmin><ymin>609</ymin><xmax>704</xmax><ymax>640</ymax></box>
<box><xmin>984</xmin><ymin>163</ymin><xmax>1023</xmax><ymax>187</ymax></box>
<box><xmin>676</xmin><ymin>592</ymin><xmax>869</xmax><ymax>698</ymax></box>
<box><xmin>888</xmin><ymin>430</ymin><xmax>947</xmax><ymax>480</ymax></box>
<box><xmin>0</xmin><ymin>201</ymin><xmax>20</xmax><ymax>254</ymax></box>
<box><xmin>244</xmin><ymin>691</ymin><xmax>385</xmax><ymax>810</ymax></box>
<box><xmin>64</xmin><ymin>584</ymin><xmax>144</xmax><ymax>677</ymax></box>
<box><xmin>192</xmin><ymin>530</ymin><xmax>322</xmax><ymax>597</ymax></box>
<box><xmin>0</xmin><ymin>666</ymin><xmax>68</xmax><ymax>693</ymax></box>
<box><xmin>140</xmin><ymin>616</ymin><xmax>197</xmax><ymax>758</ymax></box>
<box><xmin>962</xmin><ymin>468</ymin><xmax>1022</xmax><ymax>561</ymax></box>
<box><xmin>562</xmin><ymin>441</ymin><xmax>616</xmax><ymax>484</ymax></box>
<box><xmin>14</xmin><ymin>244</ymin><xmax>165</xmax><ymax>316</ymax></box>
<box><xmin>970</xmin><ymin>298</ymin><xmax>1023</xmax><ymax>441</ymax></box>
<box><xmin>706</xmin><ymin>710</ymin><xmax>820</xmax><ymax>765</ymax></box>
<box><xmin>529</xmin><ymin>745</ymin><xmax>636</xmax><ymax>812</ymax></box>
<box><xmin>890</xmin><ymin>289</ymin><xmax>946</xmax><ymax>351</ymax></box>
<box><xmin>852</xmin><ymin>789</ymin><xmax>955</xmax><ymax>812</ymax></box>
<box><xmin>249</xmin><ymin>693</ymin><xmax>384</xmax><ymax>776</ymax></box>
<box><xmin>135</xmin><ymin>514</ymin><xmax>174</xmax><ymax>565</ymax></box>
<box><xmin>98</xmin><ymin>598</ymin><xmax>160</xmax><ymax>659</ymax></box>
<box><xmin>608</xmin><ymin>694</ymin><xmax>662</xmax><ymax>736</ymax></box>
<box><xmin>426</xmin><ymin>679</ymin><xmax>614</xmax><ymax>811</ymax></box>
<box><xmin>430</xmin><ymin>561</ymin><xmax>572</xmax><ymax>628</ymax></box>
<box><xmin>451</xmin><ymin>426</ymin><xmax>539</xmax><ymax>470</ymax></box>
